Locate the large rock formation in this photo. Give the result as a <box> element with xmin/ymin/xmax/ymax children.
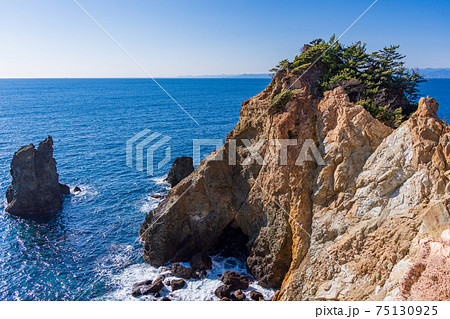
<box><xmin>5</xmin><ymin>136</ymin><xmax>69</xmax><ymax>217</ymax></box>
<box><xmin>139</xmin><ymin>69</ymin><xmax>450</xmax><ymax>300</ymax></box>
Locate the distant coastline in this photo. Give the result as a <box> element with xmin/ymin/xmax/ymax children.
<box><xmin>417</xmin><ymin>68</ymin><xmax>450</xmax><ymax>78</ymax></box>
<box><xmin>179</xmin><ymin>69</ymin><xmax>450</xmax><ymax>79</ymax></box>
<box><xmin>176</xmin><ymin>73</ymin><xmax>272</xmax><ymax>79</ymax></box>
<box><xmin>1</xmin><ymin>69</ymin><xmax>449</xmax><ymax>79</ymax></box>
<box><xmin>177</xmin><ymin>69</ymin><xmax>450</xmax><ymax>79</ymax></box>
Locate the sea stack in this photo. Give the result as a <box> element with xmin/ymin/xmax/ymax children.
<box><xmin>5</xmin><ymin>136</ymin><xmax>69</xmax><ymax>217</ymax></box>
<box><xmin>165</xmin><ymin>156</ymin><xmax>194</xmax><ymax>187</ymax></box>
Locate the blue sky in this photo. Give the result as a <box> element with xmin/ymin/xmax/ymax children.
<box><xmin>0</xmin><ymin>0</ymin><xmax>449</xmax><ymax>78</ymax></box>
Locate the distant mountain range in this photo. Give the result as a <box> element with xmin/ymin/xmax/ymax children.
<box><xmin>176</xmin><ymin>69</ymin><xmax>450</xmax><ymax>79</ymax></box>
<box><xmin>417</xmin><ymin>68</ymin><xmax>450</xmax><ymax>78</ymax></box>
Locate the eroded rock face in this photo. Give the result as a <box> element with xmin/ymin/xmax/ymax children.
<box><xmin>5</xmin><ymin>136</ymin><xmax>69</xmax><ymax>217</ymax></box>
<box><xmin>277</xmin><ymin>97</ymin><xmax>450</xmax><ymax>301</ymax></box>
<box><xmin>140</xmin><ymin>69</ymin><xmax>450</xmax><ymax>300</ymax></box>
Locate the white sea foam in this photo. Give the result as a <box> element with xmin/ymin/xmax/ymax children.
<box><xmin>100</xmin><ymin>255</ymin><xmax>275</xmax><ymax>301</ymax></box>
<box><xmin>138</xmin><ymin>175</ymin><xmax>169</xmax><ymax>213</ymax></box>
<box><xmin>69</xmin><ymin>184</ymin><xmax>98</xmax><ymax>202</ymax></box>
<box><xmin>138</xmin><ymin>196</ymin><xmax>160</xmax><ymax>213</ymax></box>
<box><xmin>150</xmin><ymin>175</ymin><xmax>170</xmax><ymax>190</ymax></box>
<box><xmin>97</xmin><ymin>244</ymin><xmax>135</xmax><ymax>270</ymax></box>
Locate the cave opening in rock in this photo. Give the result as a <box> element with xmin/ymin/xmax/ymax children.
<box><xmin>208</xmin><ymin>223</ymin><xmax>249</xmax><ymax>260</ymax></box>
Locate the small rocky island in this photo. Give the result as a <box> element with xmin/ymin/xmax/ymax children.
<box><xmin>5</xmin><ymin>136</ymin><xmax>69</xmax><ymax>217</ymax></box>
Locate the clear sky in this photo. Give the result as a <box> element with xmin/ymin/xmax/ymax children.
<box><xmin>0</xmin><ymin>0</ymin><xmax>449</xmax><ymax>78</ymax></box>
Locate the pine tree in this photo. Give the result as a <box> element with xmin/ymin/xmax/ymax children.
<box><xmin>269</xmin><ymin>38</ymin><xmax>426</xmax><ymax>128</ymax></box>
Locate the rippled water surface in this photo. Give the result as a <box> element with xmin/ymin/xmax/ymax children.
<box><xmin>0</xmin><ymin>78</ymin><xmax>271</xmax><ymax>300</ymax></box>
<box><xmin>0</xmin><ymin>78</ymin><xmax>448</xmax><ymax>300</ymax></box>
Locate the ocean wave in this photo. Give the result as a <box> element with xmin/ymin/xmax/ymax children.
<box><xmin>150</xmin><ymin>175</ymin><xmax>170</xmax><ymax>189</ymax></box>
<box><xmin>97</xmin><ymin>244</ymin><xmax>135</xmax><ymax>271</ymax></box>
<box><xmin>99</xmin><ymin>255</ymin><xmax>274</xmax><ymax>301</ymax></box>
<box><xmin>138</xmin><ymin>195</ymin><xmax>161</xmax><ymax>214</ymax></box>
<box><xmin>138</xmin><ymin>176</ymin><xmax>169</xmax><ymax>213</ymax></box>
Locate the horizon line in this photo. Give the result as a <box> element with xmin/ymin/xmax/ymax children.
<box><xmin>0</xmin><ymin>76</ymin><xmax>272</xmax><ymax>79</ymax></box>
<box><xmin>1</xmin><ymin>68</ymin><xmax>450</xmax><ymax>80</ymax></box>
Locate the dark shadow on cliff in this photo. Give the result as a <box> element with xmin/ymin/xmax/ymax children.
<box><xmin>208</xmin><ymin>223</ymin><xmax>249</xmax><ymax>261</ymax></box>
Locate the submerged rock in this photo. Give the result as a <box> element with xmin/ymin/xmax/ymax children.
<box><xmin>5</xmin><ymin>136</ymin><xmax>69</xmax><ymax>217</ymax></box>
<box><xmin>73</xmin><ymin>186</ymin><xmax>82</xmax><ymax>193</ymax></box>
<box><xmin>165</xmin><ymin>156</ymin><xmax>194</xmax><ymax>187</ymax></box>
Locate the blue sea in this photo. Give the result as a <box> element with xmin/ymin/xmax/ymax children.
<box><xmin>0</xmin><ymin>78</ymin><xmax>448</xmax><ymax>301</ymax></box>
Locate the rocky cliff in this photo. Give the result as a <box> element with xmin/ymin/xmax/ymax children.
<box><xmin>139</xmin><ymin>69</ymin><xmax>450</xmax><ymax>300</ymax></box>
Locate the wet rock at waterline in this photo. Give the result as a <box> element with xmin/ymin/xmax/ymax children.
<box><xmin>171</xmin><ymin>279</ymin><xmax>186</xmax><ymax>291</ymax></box>
<box><xmin>250</xmin><ymin>290</ymin><xmax>264</xmax><ymax>301</ymax></box>
<box><xmin>190</xmin><ymin>252</ymin><xmax>212</xmax><ymax>271</ymax></box>
<box><xmin>214</xmin><ymin>285</ymin><xmax>232</xmax><ymax>299</ymax></box>
<box><xmin>141</xmin><ymin>279</ymin><xmax>164</xmax><ymax>296</ymax></box>
<box><xmin>170</xmin><ymin>262</ymin><xmax>202</xmax><ymax>280</ymax></box>
<box><xmin>59</xmin><ymin>183</ymin><xmax>70</xmax><ymax>195</ymax></box>
<box><xmin>220</xmin><ymin>271</ymin><xmax>250</xmax><ymax>291</ymax></box>
<box><xmin>231</xmin><ymin>289</ymin><xmax>246</xmax><ymax>301</ymax></box>
<box><xmin>5</xmin><ymin>136</ymin><xmax>70</xmax><ymax>217</ymax></box>
<box><xmin>131</xmin><ymin>279</ymin><xmax>153</xmax><ymax>297</ymax></box>
<box><xmin>131</xmin><ymin>278</ymin><xmax>165</xmax><ymax>297</ymax></box>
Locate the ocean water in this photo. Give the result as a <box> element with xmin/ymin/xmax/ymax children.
<box><xmin>0</xmin><ymin>78</ymin><xmax>448</xmax><ymax>301</ymax></box>
<box><xmin>0</xmin><ymin>78</ymin><xmax>272</xmax><ymax>301</ymax></box>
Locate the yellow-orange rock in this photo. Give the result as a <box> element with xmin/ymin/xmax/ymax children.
<box><xmin>140</xmin><ymin>70</ymin><xmax>450</xmax><ymax>300</ymax></box>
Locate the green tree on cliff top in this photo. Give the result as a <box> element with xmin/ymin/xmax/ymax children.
<box><xmin>270</xmin><ymin>37</ymin><xmax>426</xmax><ymax>128</ymax></box>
